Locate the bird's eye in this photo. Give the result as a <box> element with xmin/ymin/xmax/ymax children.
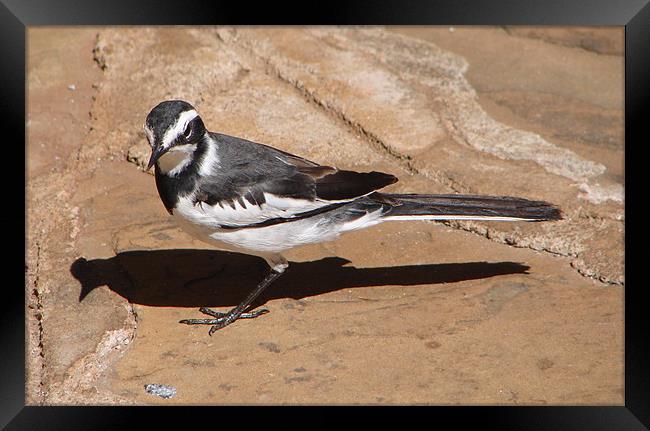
<box><xmin>183</xmin><ymin>123</ymin><xmax>192</xmax><ymax>140</ymax></box>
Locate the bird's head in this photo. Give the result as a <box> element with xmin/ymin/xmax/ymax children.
<box><xmin>143</xmin><ymin>100</ymin><xmax>207</xmax><ymax>172</ymax></box>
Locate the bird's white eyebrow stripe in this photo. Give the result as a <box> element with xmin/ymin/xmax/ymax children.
<box><xmin>162</xmin><ymin>109</ymin><xmax>198</xmax><ymax>147</ymax></box>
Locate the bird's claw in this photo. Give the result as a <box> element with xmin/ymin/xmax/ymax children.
<box><xmin>179</xmin><ymin>307</ymin><xmax>270</xmax><ymax>335</ymax></box>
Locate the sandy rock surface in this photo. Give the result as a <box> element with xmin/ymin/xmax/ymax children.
<box><xmin>26</xmin><ymin>26</ymin><xmax>623</xmax><ymax>405</ymax></box>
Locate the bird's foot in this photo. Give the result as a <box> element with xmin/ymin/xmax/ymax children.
<box><xmin>179</xmin><ymin>306</ymin><xmax>269</xmax><ymax>335</ymax></box>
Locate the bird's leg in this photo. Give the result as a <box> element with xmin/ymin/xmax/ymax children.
<box><xmin>180</xmin><ymin>255</ymin><xmax>288</xmax><ymax>335</ymax></box>
<box><xmin>180</xmin><ymin>269</ymin><xmax>282</xmax><ymax>334</ymax></box>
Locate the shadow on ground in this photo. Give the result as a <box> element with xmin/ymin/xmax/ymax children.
<box><xmin>71</xmin><ymin>249</ymin><xmax>530</xmax><ymax>309</ymax></box>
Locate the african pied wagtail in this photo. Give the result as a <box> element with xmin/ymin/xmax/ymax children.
<box><xmin>144</xmin><ymin>100</ymin><xmax>561</xmax><ymax>335</ymax></box>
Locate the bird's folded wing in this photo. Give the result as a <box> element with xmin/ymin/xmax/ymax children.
<box><xmin>189</xmin><ymin>158</ymin><xmax>397</xmax><ymax>228</ymax></box>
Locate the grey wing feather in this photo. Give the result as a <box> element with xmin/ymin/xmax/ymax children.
<box><xmin>198</xmin><ymin>132</ymin><xmax>398</xmax><ymax>206</ymax></box>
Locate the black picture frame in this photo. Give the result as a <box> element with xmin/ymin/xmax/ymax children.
<box><xmin>8</xmin><ymin>0</ymin><xmax>648</xmax><ymax>429</ymax></box>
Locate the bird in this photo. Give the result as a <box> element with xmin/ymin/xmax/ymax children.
<box><xmin>143</xmin><ymin>99</ymin><xmax>562</xmax><ymax>335</ymax></box>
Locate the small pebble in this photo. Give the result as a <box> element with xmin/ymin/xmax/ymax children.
<box><xmin>144</xmin><ymin>383</ymin><xmax>176</xmax><ymax>399</ymax></box>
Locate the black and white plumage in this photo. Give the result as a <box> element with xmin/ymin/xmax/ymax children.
<box><xmin>144</xmin><ymin>100</ymin><xmax>562</xmax><ymax>334</ymax></box>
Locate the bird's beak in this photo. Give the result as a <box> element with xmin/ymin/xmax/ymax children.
<box><xmin>147</xmin><ymin>144</ymin><xmax>166</xmax><ymax>171</ymax></box>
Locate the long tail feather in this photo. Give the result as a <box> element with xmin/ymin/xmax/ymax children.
<box><xmin>377</xmin><ymin>193</ymin><xmax>562</xmax><ymax>222</ymax></box>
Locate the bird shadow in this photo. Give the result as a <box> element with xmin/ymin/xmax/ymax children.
<box><xmin>71</xmin><ymin>249</ymin><xmax>530</xmax><ymax>309</ymax></box>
